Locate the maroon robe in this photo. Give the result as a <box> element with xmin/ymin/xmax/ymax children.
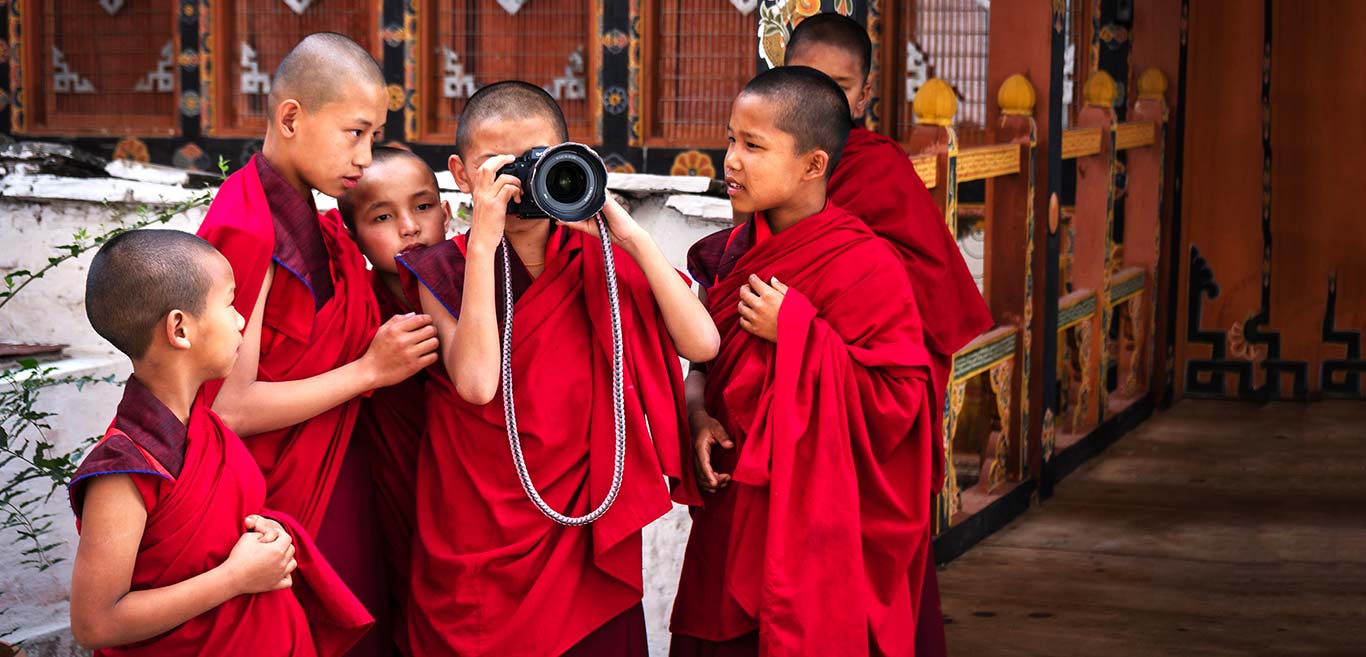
<box><xmin>69</xmin><ymin>376</ymin><xmax>372</xmax><ymax>657</ymax></box>
<box><xmin>396</xmin><ymin>226</ymin><xmax>694</xmax><ymax>657</ymax></box>
<box><xmin>672</xmin><ymin>203</ymin><xmax>935</xmax><ymax>657</ymax></box>
<box><xmin>197</xmin><ymin>155</ymin><xmax>388</xmax><ymax>656</ymax></box>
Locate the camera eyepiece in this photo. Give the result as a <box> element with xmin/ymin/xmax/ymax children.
<box><xmin>498</xmin><ymin>143</ymin><xmax>608</xmax><ymax>222</ymax></box>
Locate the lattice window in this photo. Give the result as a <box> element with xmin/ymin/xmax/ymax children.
<box><xmin>643</xmin><ymin>0</ymin><xmax>756</xmax><ymax>147</ymax></box>
<box><xmin>896</xmin><ymin>0</ymin><xmax>990</xmax><ymax>146</ymax></box>
<box><xmin>416</xmin><ymin>0</ymin><xmax>596</xmax><ymax>144</ymax></box>
<box><xmin>18</xmin><ymin>1</ymin><xmax>178</xmax><ymax>135</ymax></box>
<box><xmin>206</xmin><ymin>0</ymin><xmax>379</xmax><ymax>136</ymax></box>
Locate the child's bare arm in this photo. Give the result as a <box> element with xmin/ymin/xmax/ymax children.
<box><xmin>212</xmin><ymin>263</ymin><xmax>439</xmax><ymax>437</ymax></box>
<box><xmin>69</xmin><ymin>475</ymin><xmax>296</xmax><ymax>650</ymax></box>
<box><xmin>444</xmin><ymin>154</ymin><xmax>521</xmax><ymax>405</ymax></box>
<box><xmin>562</xmin><ymin>197</ymin><xmax>720</xmax><ymax>362</ymax></box>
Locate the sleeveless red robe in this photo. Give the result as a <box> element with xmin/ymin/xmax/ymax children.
<box><xmin>69</xmin><ymin>377</ymin><xmax>372</xmax><ymax>657</ymax></box>
<box><xmin>352</xmin><ymin>277</ymin><xmax>427</xmax><ymax>657</ymax></box>
<box><xmin>396</xmin><ymin>227</ymin><xmax>695</xmax><ymax>657</ymax></box>
<box><xmin>672</xmin><ymin>204</ymin><xmax>934</xmax><ymax>657</ymax></box>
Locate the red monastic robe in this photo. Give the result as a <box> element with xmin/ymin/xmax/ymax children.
<box><xmin>196</xmin><ymin>154</ymin><xmax>380</xmax><ymax>535</ymax></box>
<box><xmin>69</xmin><ymin>377</ymin><xmax>372</xmax><ymax>657</ymax></box>
<box><xmin>829</xmin><ymin>125</ymin><xmax>994</xmax><ymax>494</ymax></box>
<box><xmin>672</xmin><ymin>203</ymin><xmax>935</xmax><ymax>657</ymax></box>
<box><xmin>396</xmin><ymin>226</ymin><xmax>696</xmax><ymax>657</ymax></box>
<box><xmin>351</xmin><ymin>277</ymin><xmax>427</xmax><ymax>657</ymax></box>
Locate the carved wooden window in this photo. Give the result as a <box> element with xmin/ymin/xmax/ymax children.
<box><xmin>205</xmin><ymin>0</ymin><xmax>380</xmax><ymax>137</ymax></box>
<box><xmin>18</xmin><ymin>1</ymin><xmax>179</xmax><ymax>135</ymax></box>
<box><xmin>642</xmin><ymin>0</ymin><xmax>756</xmax><ymax>147</ymax></box>
<box><xmin>416</xmin><ymin>0</ymin><xmax>597</xmax><ymax>145</ymax></box>
<box><xmin>888</xmin><ymin>0</ymin><xmax>990</xmax><ymax>146</ymax></box>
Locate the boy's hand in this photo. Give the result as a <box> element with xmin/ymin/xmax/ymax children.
<box><xmin>363</xmin><ymin>313</ymin><xmax>439</xmax><ymax>388</ymax></box>
<box><xmin>691</xmin><ymin>408</ymin><xmax>734</xmax><ymax>494</ymax></box>
<box><xmin>468</xmin><ymin>154</ymin><xmax>523</xmax><ymax>249</ymax></box>
<box><xmin>244</xmin><ymin>515</ymin><xmax>286</xmax><ymax>543</ymax></box>
<box><xmin>224</xmin><ymin>529</ymin><xmax>296</xmax><ymax>595</ymax></box>
<box><xmin>558</xmin><ymin>196</ymin><xmax>647</xmax><ymax>251</ymax></box>
<box><xmin>738</xmin><ymin>275</ymin><xmax>788</xmax><ymax>343</ymax></box>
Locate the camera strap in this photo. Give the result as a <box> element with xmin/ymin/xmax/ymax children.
<box><xmin>499</xmin><ymin>215</ymin><xmax>627</xmax><ymax>526</ymax></box>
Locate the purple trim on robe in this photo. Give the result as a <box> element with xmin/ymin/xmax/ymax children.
<box><xmin>256</xmin><ymin>155</ymin><xmax>335</xmax><ymax>311</ymax></box>
<box><xmin>396</xmin><ymin>227</ymin><xmax>572</xmax><ymax>324</ymax></box>
<box><xmin>68</xmin><ymin>376</ymin><xmax>187</xmax><ymax>517</ymax></box>
<box><xmin>686</xmin><ymin>221</ymin><xmax>759</xmax><ymax>290</ymax></box>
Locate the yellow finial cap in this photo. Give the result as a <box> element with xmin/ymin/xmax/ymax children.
<box><xmin>913</xmin><ymin>78</ymin><xmax>958</xmax><ymax>127</ymax></box>
<box><xmin>1084</xmin><ymin>70</ymin><xmax>1117</xmax><ymax>108</ymax></box>
<box><xmin>997</xmin><ymin>74</ymin><xmax>1036</xmax><ymax>117</ymax></box>
<box><xmin>1138</xmin><ymin>67</ymin><xmax>1168</xmax><ymax>100</ymax></box>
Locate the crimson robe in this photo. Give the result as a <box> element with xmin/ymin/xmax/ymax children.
<box><xmin>672</xmin><ymin>203</ymin><xmax>934</xmax><ymax>657</ymax></box>
<box><xmin>830</xmin><ymin>125</ymin><xmax>994</xmax><ymax>494</ymax></box>
<box><xmin>196</xmin><ymin>154</ymin><xmax>380</xmax><ymax>535</ymax></box>
<box><xmin>351</xmin><ymin>277</ymin><xmax>426</xmax><ymax>657</ymax></box>
<box><xmin>69</xmin><ymin>376</ymin><xmax>372</xmax><ymax>657</ymax></box>
<box><xmin>198</xmin><ymin>155</ymin><xmax>387</xmax><ymax>656</ymax></box>
<box><xmin>396</xmin><ymin>226</ymin><xmax>695</xmax><ymax>657</ymax></box>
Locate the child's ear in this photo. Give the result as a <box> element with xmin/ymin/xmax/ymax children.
<box><xmin>803</xmin><ymin>149</ymin><xmax>831</xmax><ymax>182</ymax></box>
<box><xmin>855</xmin><ymin>77</ymin><xmax>874</xmax><ymax>118</ymax></box>
<box><xmin>276</xmin><ymin>98</ymin><xmax>303</xmax><ymax>139</ymax></box>
<box><xmin>165</xmin><ymin>310</ymin><xmax>193</xmax><ymax>351</ymax></box>
<box><xmin>440</xmin><ymin>200</ymin><xmax>453</xmax><ymax>231</ymax></box>
<box><xmin>448</xmin><ymin>154</ymin><xmax>472</xmax><ymax>194</ymax></box>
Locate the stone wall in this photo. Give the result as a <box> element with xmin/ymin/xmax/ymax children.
<box><xmin>0</xmin><ymin>162</ymin><xmax>730</xmax><ymax>656</ymax></box>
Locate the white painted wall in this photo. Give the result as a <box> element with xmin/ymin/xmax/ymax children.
<box><xmin>0</xmin><ymin>171</ymin><xmax>730</xmax><ymax>656</ymax></box>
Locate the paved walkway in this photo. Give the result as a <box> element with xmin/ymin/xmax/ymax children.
<box><xmin>941</xmin><ymin>400</ymin><xmax>1366</xmax><ymax>657</ymax></box>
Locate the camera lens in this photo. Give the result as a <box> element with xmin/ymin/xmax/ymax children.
<box><xmin>547</xmin><ymin>161</ymin><xmax>587</xmax><ymax>204</ymax></box>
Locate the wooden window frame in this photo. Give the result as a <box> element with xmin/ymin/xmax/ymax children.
<box><xmin>17</xmin><ymin>1</ymin><xmax>181</xmax><ymax>136</ymax></box>
<box><xmin>638</xmin><ymin>0</ymin><xmax>756</xmax><ymax>149</ymax></box>
<box><xmin>203</xmin><ymin>0</ymin><xmax>384</xmax><ymax>139</ymax></box>
<box><xmin>411</xmin><ymin>0</ymin><xmax>601</xmax><ymax>146</ymax></box>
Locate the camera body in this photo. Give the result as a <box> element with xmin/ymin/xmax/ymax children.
<box><xmin>497</xmin><ymin>143</ymin><xmax>608</xmax><ymax>222</ymax></box>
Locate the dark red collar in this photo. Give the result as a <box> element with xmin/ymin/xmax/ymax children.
<box><xmin>255</xmin><ymin>154</ymin><xmax>335</xmax><ymax>311</ymax></box>
<box><xmin>112</xmin><ymin>375</ymin><xmax>188</xmax><ymax>478</ymax></box>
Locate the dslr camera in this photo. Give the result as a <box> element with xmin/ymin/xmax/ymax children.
<box><xmin>498</xmin><ymin>143</ymin><xmax>608</xmax><ymax>222</ymax></box>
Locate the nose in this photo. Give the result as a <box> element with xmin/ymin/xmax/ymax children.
<box><xmin>398</xmin><ymin>212</ymin><xmax>420</xmax><ymax>238</ymax></box>
<box><xmin>235</xmin><ymin>309</ymin><xmax>246</xmax><ymax>332</ymax></box>
<box><xmin>355</xmin><ymin>143</ymin><xmax>373</xmax><ymax>169</ymax></box>
<box><xmin>724</xmin><ymin>143</ymin><xmax>740</xmax><ymax>173</ymax></box>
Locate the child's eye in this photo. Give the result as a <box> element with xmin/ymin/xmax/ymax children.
<box><xmin>746</xmin><ymin>142</ymin><xmax>761</xmax><ymax>150</ymax></box>
<box><xmin>373</xmin><ymin>213</ymin><xmax>391</xmax><ymax>223</ymax></box>
<box><xmin>727</xmin><ymin>136</ymin><xmax>736</xmax><ymax>144</ymax></box>
<box><xmin>349</xmin><ymin>129</ymin><xmax>364</xmax><ymax>138</ymax></box>
<box><xmin>416</xmin><ymin>203</ymin><xmax>433</xmax><ymax>211</ymax></box>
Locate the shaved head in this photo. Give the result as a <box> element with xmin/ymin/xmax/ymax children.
<box><xmin>269</xmin><ymin>32</ymin><xmax>384</xmax><ymax>114</ymax></box>
<box><xmin>86</xmin><ymin>230</ymin><xmax>222</xmax><ymax>359</ymax></box>
<box><xmin>455</xmin><ymin>81</ymin><xmax>568</xmax><ymax>158</ymax></box>
<box><xmin>740</xmin><ymin>66</ymin><xmax>852</xmax><ymax>176</ymax></box>
<box><xmin>338</xmin><ymin>146</ymin><xmax>438</xmax><ymax>229</ymax></box>
<box><xmin>785</xmin><ymin>13</ymin><xmax>872</xmax><ymax>80</ymax></box>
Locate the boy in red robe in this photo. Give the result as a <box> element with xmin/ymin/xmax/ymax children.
<box><xmin>671</xmin><ymin>66</ymin><xmax>935</xmax><ymax>657</ymax></box>
<box><xmin>785</xmin><ymin>15</ymin><xmax>996</xmax><ymax>654</ymax></box>
<box><xmin>395</xmin><ymin>81</ymin><xmax>719</xmax><ymax>657</ymax></box>
<box><xmin>338</xmin><ymin>146</ymin><xmax>452</xmax><ymax>656</ymax></box>
<box><xmin>196</xmin><ymin>34</ymin><xmax>438</xmax><ymax>656</ymax></box>
<box><xmin>68</xmin><ymin>229</ymin><xmax>372</xmax><ymax>656</ymax></box>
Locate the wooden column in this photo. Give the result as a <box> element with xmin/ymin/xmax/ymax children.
<box><xmin>1071</xmin><ymin>70</ymin><xmax>1118</xmax><ymax>433</ymax></box>
<box><xmin>1123</xmin><ymin>69</ymin><xmax>1170</xmax><ymax>403</ymax></box>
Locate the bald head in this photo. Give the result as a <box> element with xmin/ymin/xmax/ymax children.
<box><xmin>455</xmin><ymin>81</ymin><xmax>568</xmax><ymax>158</ymax></box>
<box><xmin>269</xmin><ymin>32</ymin><xmax>384</xmax><ymax>114</ymax></box>
<box><xmin>86</xmin><ymin>230</ymin><xmax>222</xmax><ymax>360</ymax></box>
<box><xmin>338</xmin><ymin>146</ymin><xmax>438</xmax><ymax>229</ymax></box>
<box><xmin>785</xmin><ymin>13</ymin><xmax>872</xmax><ymax>80</ymax></box>
<box><xmin>740</xmin><ymin>66</ymin><xmax>852</xmax><ymax>177</ymax></box>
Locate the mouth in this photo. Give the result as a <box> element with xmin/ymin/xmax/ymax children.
<box><xmin>724</xmin><ymin>176</ymin><xmax>745</xmax><ymax>197</ymax></box>
<box><xmin>341</xmin><ymin>175</ymin><xmax>362</xmax><ymax>190</ymax></box>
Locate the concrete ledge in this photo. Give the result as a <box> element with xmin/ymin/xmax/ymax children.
<box><xmin>5</xmin><ymin>622</ymin><xmax>86</xmax><ymax>657</ymax></box>
<box><xmin>0</xmin><ymin>174</ymin><xmax>203</xmax><ymax>207</ymax></box>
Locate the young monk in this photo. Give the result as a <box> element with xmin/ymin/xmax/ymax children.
<box><xmin>196</xmin><ymin>33</ymin><xmax>437</xmax><ymax>656</ymax></box>
<box><xmin>670</xmin><ymin>66</ymin><xmax>936</xmax><ymax>657</ymax></box>
<box><xmin>785</xmin><ymin>14</ymin><xmax>996</xmax><ymax>654</ymax></box>
<box><xmin>338</xmin><ymin>146</ymin><xmax>451</xmax><ymax>656</ymax></box>
<box><xmin>395</xmin><ymin>81</ymin><xmax>718</xmax><ymax>657</ymax></box>
<box><xmin>68</xmin><ymin>229</ymin><xmax>371</xmax><ymax>656</ymax></box>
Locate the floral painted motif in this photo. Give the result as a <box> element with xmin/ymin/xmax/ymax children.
<box><xmin>113</xmin><ymin>137</ymin><xmax>150</xmax><ymax>163</ymax></box>
<box><xmin>670</xmin><ymin>150</ymin><xmax>715</xmax><ymax>179</ymax></box>
<box><xmin>387</xmin><ymin>84</ymin><xmax>405</xmax><ymax>112</ymax></box>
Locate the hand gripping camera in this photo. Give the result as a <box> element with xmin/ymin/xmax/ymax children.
<box><xmin>497</xmin><ymin>143</ymin><xmax>609</xmax><ymax>222</ymax></box>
